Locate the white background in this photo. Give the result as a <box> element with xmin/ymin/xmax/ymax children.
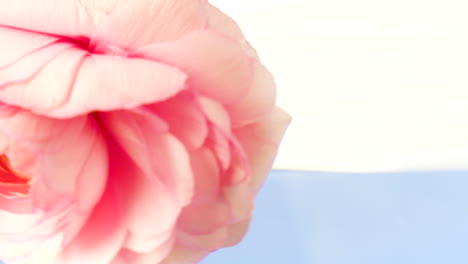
<box><xmin>211</xmin><ymin>0</ymin><xmax>468</xmax><ymax>172</ymax></box>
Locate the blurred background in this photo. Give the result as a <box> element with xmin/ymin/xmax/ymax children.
<box><xmin>211</xmin><ymin>0</ymin><xmax>468</xmax><ymax>172</ymax></box>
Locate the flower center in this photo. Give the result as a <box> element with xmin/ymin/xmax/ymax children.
<box><xmin>0</xmin><ymin>154</ymin><xmax>29</xmax><ymax>184</ymax></box>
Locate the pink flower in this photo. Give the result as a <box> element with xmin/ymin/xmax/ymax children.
<box><xmin>0</xmin><ymin>0</ymin><xmax>291</xmax><ymax>263</ymax></box>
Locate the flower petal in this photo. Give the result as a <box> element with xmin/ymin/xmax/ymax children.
<box><xmin>149</xmin><ymin>92</ymin><xmax>208</xmax><ymax>151</ymax></box>
<box><xmin>198</xmin><ymin>96</ymin><xmax>231</xmax><ymax>133</ymax></box>
<box><xmin>135</xmin><ymin>31</ymin><xmax>253</xmax><ymax>105</ymax></box>
<box><xmin>0</xmin><ymin>26</ymin><xmax>59</xmax><ymax>70</ymax></box>
<box><xmin>234</xmin><ymin>107</ymin><xmax>291</xmax><ymax>193</ymax></box>
<box><xmin>0</xmin><ymin>110</ymin><xmax>108</xmax><ymax>211</ymax></box>
<box><xmin>0</xmin><ymin>47</ymin><xmax>87</xmax><ymax>115</ymax></box>
<box><xmin>0</xmin><ymin>0</ymin><xmax>95</xmax><ymax>38</ymax></box>
<box><xmin>114</xmin><ymin>238</ymin><xmax>174</xmax><ymax>264</ymax></box>
<box><xmin>1</xmin><ymin>46</ymin><xmax>187</xmax><ymax>117</ymax></box>
<box><xmin>90</xmin><ymin>0</ymin><xmax>207</xmax><ymax>51</ymax></box>
<box><xmin>227</xmin><ymin>62</ymin><xmax>277</xmax><ymax>128</ymax></box>
<box><xmin>57</xmin><ymin>183</ymin><xmax>126</xmax><ymax>264</ymax></box>
<box><xmin>0</xmin><ymin>42</ymin><xmax>73</xmax><ymax>89</ymax></box>
<box><xmin>48</xmin><ymin>55</ymin><xmax>187</xmax><ymax>118</ymax></box>
<box><xmin>102</xmin><ymin>109</ymin><xmax>194</xmax><ymax>206</ymax></box>
<box><xmin>103</xmin><ymin>128</ymin><xmax>183</xmax><ymax>254</ymax></box>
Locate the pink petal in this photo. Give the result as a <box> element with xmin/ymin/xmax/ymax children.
<box><xmin>57</xmin><ymin>183</ymin><xmax>126</xmax><ymax>264</ymax></box>
<box><xmin>0</xmin><ymin>47</ymin><xmax>87</xmax><ymax>115</ymax></box>
<box><xmin>1</xmin><ymin>45</ymin><xmax>187</xmax><ymax>117</ymax></box>
<box><xmin>205</xmin><ymin>4</ymin><xmax>258</xmax><ymax>58</ymax></box>
<box><xmin>116</xmin><ymin>161</ymin><xmax>179</xmax><ymax>243</ymax></box>
<box><xmin>114</xmin><ymin>238</ymin><xmax>174</xmax><ymax>264</ymax></box>
<box><xmin>205</xmin><ymin>4</ymin><xmax>244</xmax><ymax>43</ymax></box>
<box><xmin>226</xmin><ymin>62</ymin><xmax>277</xmax><ymax>128</ymax></box>
<box><xmin>188</xmin><ymin>147</ymin><xmax>220</xmax><ymax>206</ymax></box>
<box><xmin>102</xmin><ymin>109</ymin><xmax>194</xmax><ymax>206</ymax></box>
<box><xmin>135</xmin><ymin>31</ymin><xmax>253</xmax><ymax>105</ymax></box>
<box><xmin>90</xmin><ymin>0</ymin><xmax>207</xmax><ymax>51</ymax></box>
<box><xmin>160</xmin><ymin>244</ymin><xmax>209</xmax><ymax>264</ymax></box>
<box><xmin>0</xmin><ymin>0</ymin><xmax>95</xmax><ymax>39</ymax></box>
<box><xmin>124</xmin><ymin>231</ymin><xmax>172</xmax><ymax>253</ymax></box>
<box><xmin>0</xmin><ymin>42</ymin><xmax>73</xmax><ymax>88</ymax></box>
<box><xmin>197</xmin><ymin>96</ymin><xmax>231</xmax><ymax>133</ymax></box>
<box><xmin>175</xmin><ymin>219</ymin><xmax>251</xmax><ymax>252</ymax></box>
<box><xmin>234</xmin><ymin>108</ymin><xmax>291</xmax><ymax>193</ymax></box>
<box><xmin>177</xmin><ymin>200</ymin><xmax>231</xmax><ymax>235</ymax></box>
<box><xmin>45</xmin><ymin>54</ymin><xmax>187</xmax><ymax>118</ymax></box>
<box><xmin>0</xmin><ymin>110</ymin><xmax>108</xmax><ymax>210</ymax></box>
<box><xmin>0</xmin><ymin>26</ymin><xmax>59</xmax><ymax>70</ymax></box>
<box><xmin>149</xmin><ymin>92</ymin><xmax>208</xmax><ymax>151</ymax></box>
<box><xmin>104</xmin><ymin>131</ymin><xmax>180</xmax><ymax>254</ymax></box>
<box><xmin>205</xmin><ymin>126</ymin><xmax>232</xmax><ymax>171</ymax></box>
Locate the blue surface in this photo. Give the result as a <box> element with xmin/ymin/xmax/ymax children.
<box><xmin>202</xmin><ymin>170</ymin><xmax>468</xmax><ymax>264</ymax></box>
<box><xmin>2</xmin><ymin>170</ymin><xmax>468</xmax><ymax>264</ymax></box>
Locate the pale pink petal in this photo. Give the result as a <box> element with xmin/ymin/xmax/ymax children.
<box><xmin>205</xmin><ymin>126</ymin><xmax>231</xmax><ymax>171</ymax></box>
<box><xmin>0</xmin><ymin>42</ymin><xmax>73</xmax><ymax>88</ymax></box>
<box><xmin>160</xmin><ymin>244</ymin><xmax>209</xmax><ymax>264</ymax></box>
<box><xmin>0</xmin><ymin>47</ymin><xmax>87</xmax><ymax>116</ymax></box>
<box><xmin>135</xmin><ymin>31</ymin><xmax>253</xmax><ymax>105</ymax></box>
<box><xmin>124</xmin><ymin>232</ymin><xmax>172</xmax><ymax>253</ymax></box>
<box><xmin>149</xmin><ymin>92</ymin><xmax>208</xmax><ymax>151</ymax></box>
<box><xmin>0</xmin><ymin>111</ymin><xmax>108</xmax><ymax>211</ymax></box>
<box><xmin>0</xmin><ymin>0</ymin><xmax>95</xmax><ymax>38</ymax></box>
<box><xmin>116</xmin><ymin>237</ymin><xmax>174</xmax><ymax>264</ymax></box>
<box><xmin>223</xmin><ymin>183</ymin><xmax>254</xmax><ymax>223</ymax></box>
<box><xmin>205</xmin><ymin>4</ymin><xmax>258</xmax><ymax>58</ymax></box>
<box><xmin>205</xmin><ymin>5</ymin><xmax>244</xmax><ymax>42</ymax></box>
<box><xmin>0</xmin><ymin>209</ymin><xmax>42</xmax><ymax>234</ymax></box>
<box><xmin>188</xmin><ymin>147</ymin><xmax>220</xmax><ymax>206</ymax></box>
<box><xmin>45</xmin><ymin>55</ymin><xmax>187</xmax><ymax>118</ymax></box>
<box><xmin>56</xmin><ymin>184</ymin><xmax>126</xmax><ymax>264</ymax></box>
<box><xmin>117</xmin><ymin>163</ymin><xmax>179</xmax><ymax>242</ymax></box>
<box><xmin>177</xmin><ymin>200</ymin><xmax>230</xmax><ymax>235</ymax></box>
<box><xmin>0</xmin><ymin>26</ymin><xmax>59</xmax><ymax>70</ymax></box>
<box><xmin>234</xmin><ymin>108</ymin><xmax>291</xmax><ymax>192</ymax></box>
<box><xmin>104</xmin><ymin>133</ymin><xmax>179</xmax><ymax>254</ymax></box>
<box><xmin>175</xmin><ymin>219</ymin><xmax>251</xmax><ymax>251</ymax></box>
<box><xmin>102</xmin><ymin>109</ymin><xmax>194</xmax><ymax>206</ymax></box>
<box><xmin>90</xmin><ymin>0</ymin><xmax>207</xmax><ymax>51</ymax></box>
<box><xmin>227</xmin><ymin>62</ymin><xmax>277</xmax><ymax>128</ymax></box>
<box><xmin>197</xmin><ymin>96</ymin><xmax>231</xmax><ymax>133</ymax></box>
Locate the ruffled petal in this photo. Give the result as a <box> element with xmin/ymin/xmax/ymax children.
<box><xmin>0</xmin><ymin>110</ymin><xmax>108</xmax><ymax>211</ymax></box>
<box><xmin>135</xmin><ymin>31</ymin><xmax>253</xmax><ymax>105</ymax></box>
<box><xmin>187</xmin><ymin>147</ymin><xmax>220</xmax><ymax>206</ymax></box>
<box><xmin>0</xmin><ymin>47</ymin><xmax>87</xmax><ymax>118</ymax></box>
<box><xmin>234</xmin><ymin>108</ymin><xmax>291</xmax><ymax>193</ymax></box>
<box><xmin>198</xmin><ymin>96</ymin><xmax>231</xmax><ymax>133</ymax></box>
<box><xmin>160</xmin><ymin>245</ymin><xmax>209</xmax><ymax>264</ymax></box>
<box><xmin>0</xmin><ymin>41</ymin><xmax>73</xmax><ymax>88</ymax></box>
<box><xmin>1</xmin><ymin>46</ymin><xmax>187</xmax><ymax>117</ymax></box>
<box><xmin>227</xmin><ymin>62</ymin><xmax>277</xmax><ymax>128</ymax></box>
<box><xmin>149</xmin><ymin>92</ymin><xmax>208</xmax><ymax>151</ymax></box>
<box><xmin>0</xmin><ymin>26</ymin><xmax>59</xmax><ymax>70</ymax></box>
<box><xmin>0</xmin><ymin>0</ymin><xmax>95</xmax><ymax>38</ymax></box>
<box><xmin>101</xmin><ymin>109</ymin><xmax>194</xmax><ymax>252</ymax></box>
<box><xmin>175</xmin><ymin>219</ymin><xmax>251</xmax><ymax>252</ymax></box>
<box><xmin>101</xmin><ymin>109</ymin><xmax>193</xmax><ymax>205</ymax></box>
<box><xmin>90</xmin><ymin>0</ymin><xmax>207</xmax><ymax>51</ymax></box>
<box><xmin>113</xmin><ymin>238</ymin><xmax>174</xmax><ymax>264</ymax></box>
<box><xmin>56</xmin><ymin>182</ymin><xmax>126</xmax><ymax>264</ymax></box>
<box><xmin>48</xmin><ymin>54</ymin><xmax>187</xmax><ymax>118</ymax></box>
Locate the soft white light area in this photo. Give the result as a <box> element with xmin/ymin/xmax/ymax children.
<box><xmin>211</xmin><ymin>0</ymin><xmax>468</xmax><ymax>172</ymax></box>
